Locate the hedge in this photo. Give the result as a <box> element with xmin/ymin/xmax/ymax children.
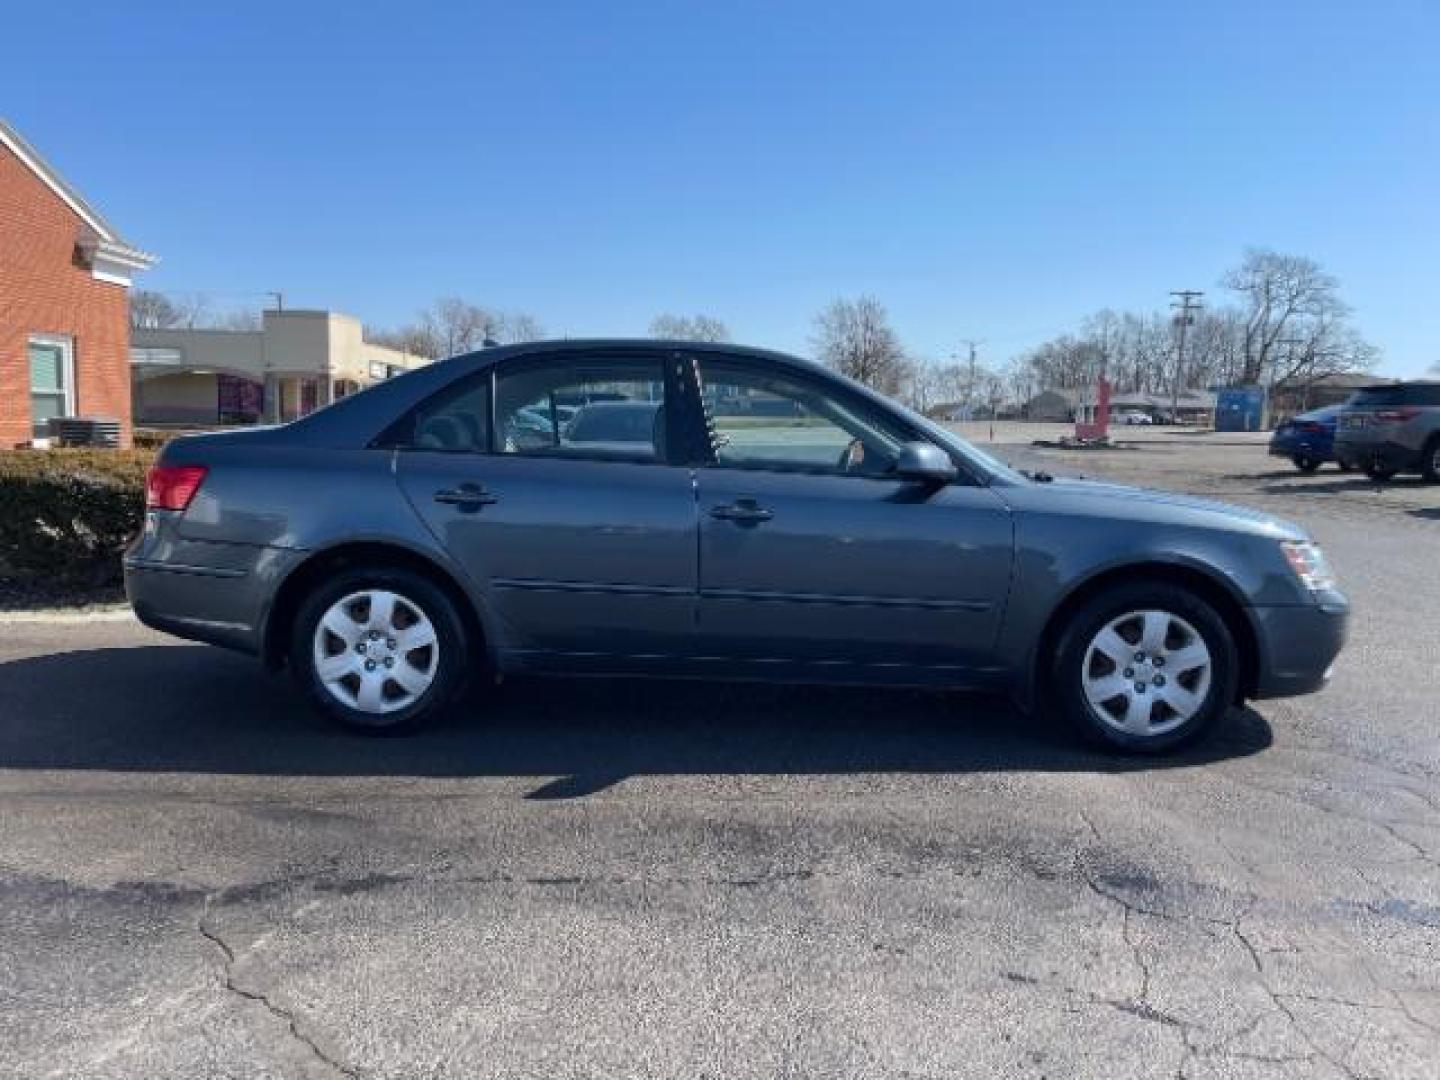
<box><xmin>0</xmin><ymin>449</ymin><xmax>153</xmax><ymax>586</ymax></box>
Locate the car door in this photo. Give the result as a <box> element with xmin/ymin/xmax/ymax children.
<box><xmin>393</xmin><ymin>350</ymin><xmax>698</xmax><ymax>664</ymax></box>
<box><xmin>686</xmin><ymin>355</ymin><xmax>1014</xmax><ymax>676</ymax></box>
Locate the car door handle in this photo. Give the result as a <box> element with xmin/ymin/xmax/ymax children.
<box><xmin>433</xmin><ymin>484</ymin><xmax>498</xmax><ymax>509</ymax></box>
<box><xmin>710</xmin><ymin>499</ymin><xmax>773</xmax><ymax>524</ymax></box>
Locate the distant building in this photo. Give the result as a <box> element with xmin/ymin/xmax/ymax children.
<box><xmin>1023</xmin><ymin>388</ymin><xmax>1079</xmax><ymax>421</ymax></box>
<box><xmin>1</xmin><ymin>118</ymin><xmax>156</xmax><ymax>446</ymax></box>
<box><xmin>1023</xmin><ymin>387</ymin><xmax>1214</xmax><ymax>425</ymax></box>
<box><xmin>1111</xmin><ymin>389</ymin><xmax>1215</xmax><ymax>424</ymax></box>
<box><xmin>132</xmin><ymin>309</ymin><xmax>428</xmax><ymax>426</ymax></box>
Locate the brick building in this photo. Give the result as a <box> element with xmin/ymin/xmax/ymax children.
<box><xmin>0</xmin><ymin>118</ymin><xmax>155</xmax><ymax>447</ymax></box>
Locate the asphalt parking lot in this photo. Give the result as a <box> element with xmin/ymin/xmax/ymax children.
<box><xmin>2</xmin><ymin>429</ymin><xmax>1437</xmax><ymax>1079</ymax></box>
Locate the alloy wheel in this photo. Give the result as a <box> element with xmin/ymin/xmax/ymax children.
<box><xmin>1081</xmin><ymin>609</ymin><xmax>1212</xmax><ymax>737</ymax></box>
<box><xmin>311</xmin><ymin>590</ymin><xmax>439</xmax><ymax>714</ymax></box>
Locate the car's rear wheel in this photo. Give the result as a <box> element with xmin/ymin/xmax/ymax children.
<box><xmin>291</xmin><ymin>567</ymin><xmax>468</xmax><ymax>733</ymax></box>
<box><xmin>1052</xmin><ymin>583</ymin><xmax>1238</xmax><ymax>753</ymax></box>
<box><xmin>1421</xmin><ymin>438</ymin><xmax>1440</xmax><ymax>484</ymax></box>
<box><xmin>1291</xmin><ymin>454</ymin><xmax>1321</xmax><ymax>473</ymax></box>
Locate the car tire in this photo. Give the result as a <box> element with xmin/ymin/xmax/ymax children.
<box><xmin>1422</xmin><ymin>438</ymin><xmax>1440</xmax><ymax>484</ymax></box>
<box><xmin>1292</xmin><ymin>455</ymin><xmax>1321</xmax><ymax>473</ymax></box>
<box><xmin>1364</xmin><ymin>463</ymin><xmax>1398</xmax><ymax>483</ymax></box>
<box><xmin>1051</xmin><ymin>582</ymin><xmax>1239</xmax><ymax>754</ymax></box>
<box><xmin>290</xmin><ymin>566</ymin><xmax>469</xmax><ymax>734</ymax></box>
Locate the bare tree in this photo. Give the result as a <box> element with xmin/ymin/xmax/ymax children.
<box><xmin>130</xmin><ymin>290</ymin><xmax>181</xmax><ymax>329</ymax></box>
<box><xmin>899</xmin><ymin>358</ymin><xmax>943</xmax><ymax>413</ymax></box>
<box><xmin>811</xmin><ymin>296</ymin><xmax>907</xmax><ymax>395</ymax></box>
<box><xmin>367</xmin><ymin>297</ymin><xmax>543</xmax><ymax>358</ymax></box>
<box><xmin>649</xmin><ymin>314</ymin><xmax>730</xmax><ymax>342</ymax></box>
<box><xmin>1003</xmin><ymin>358</ymin><xmax>1038</xmax><ymax>412</ymax></box>
<box><xmin>130</xmin><ymin>290</ymin><xmax>218</xmax><ymax>329</ymax></box>
<box><xmin>427</xmin><ymin>296</ymin><xmax>490</xmax><ymax>355</ymax></box>
<box><xmin>1012</xmin><ymin>250</ymin><xmax>1374</xmax><ymax>399</ymax></box>
<box><xmin>1223</xmin><ymin>249</ymin><xmax>1356</xmax><ymax>385</ymax></box>
<box><xmin>492</xmin><ymin>312</ymin><xmax>545</xmax><ymax>344</ymax></box>
<box><xmin>366</xmin><ymin>323</ymin><xmax>438</xmax><ymax>359</ymax></box>
<box><xmin>169</xmin><ymin>292</ymin><xmax>211</xmax><ymax>329</ymax></box>
<box><xmin>213</xmin><ymin>308</ymin><xmax>262</xmax><ymax>331</ymax></box>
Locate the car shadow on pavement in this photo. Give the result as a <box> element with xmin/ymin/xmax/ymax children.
<box><xmin>1257</xmin><ymin>476</ymin><xmax>1431</xmax><ymax>496</ymax></box>
<box><xmin>0</xmin><ymin>645</ymin><xmax>1273</xmax><ymax>795</ymax></box>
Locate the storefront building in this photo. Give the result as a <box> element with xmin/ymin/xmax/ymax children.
<box><xmin>132</xmin><ymin>309</ymin><xmax>428</xmax><ymax>427</ymax></box>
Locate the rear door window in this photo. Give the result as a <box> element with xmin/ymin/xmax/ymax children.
<box><xmin>392</xmin><ymin>376</ymin><xmax>491</xmax><ymax>453</ymax></box>
<box><xmin>495</xmin><ymin>356</ymin><xmax>669</xmax><ymax>463</ymax></box>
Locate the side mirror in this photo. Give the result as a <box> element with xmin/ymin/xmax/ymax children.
<box><xmin>893</xmin><ymin>441</ymin><xmax>957</xmax><ymax>483</ymax></box>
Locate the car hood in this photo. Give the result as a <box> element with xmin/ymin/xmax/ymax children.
<box><xmin>1010</xmin><ymin>477</ymin><xmax>1307</xmax><ymax>540</ymax></box>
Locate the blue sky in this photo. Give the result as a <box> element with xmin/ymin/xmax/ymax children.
<box><xmin>6</xmin><ymin>1</ymin><xmax>1436</xmax><ymax>374</ymax></box>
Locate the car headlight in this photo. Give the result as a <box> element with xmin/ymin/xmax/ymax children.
<box><xmin>1280</xmin><ymin>540</ymin><xmax>1337</xmax><ymax>592</ymax></box>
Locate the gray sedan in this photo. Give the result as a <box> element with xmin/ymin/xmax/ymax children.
<box><xmin>125</xmin><ymin>341</ymin><xmax>1348</xmax><ymax>752</ymax></box>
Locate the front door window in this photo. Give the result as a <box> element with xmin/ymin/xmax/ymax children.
<box><xmin>28</xmin><ymin>336</ymin><xmax>74</xmax><ymax>439</ymax></box>
<box><xmin>696</xmin><ymin>360</ymin><xmax>908</xmax><ymax>477</ymax></box>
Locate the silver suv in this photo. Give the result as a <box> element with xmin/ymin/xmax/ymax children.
<box><xmin>1334</xmin><ymin>381</ymin><xmax>1440</xmax><ymax>482</ymax></box>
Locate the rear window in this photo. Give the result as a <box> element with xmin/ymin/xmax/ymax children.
<box><xmin>1352</xmin><ymin>385</ymin><xmax>1440</xmax><ymax>409</ymax></box>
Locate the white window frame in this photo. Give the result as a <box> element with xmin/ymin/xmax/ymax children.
<box><xmin>29</xmin><ymin>333</ymin><xmax>76</xmax><ymax>438</ymax></box>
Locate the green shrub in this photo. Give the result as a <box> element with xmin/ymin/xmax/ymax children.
<box><xmin>0</xmin><ymin>449</ymin><xmax>154</xmax><ymax>585</ymax></box>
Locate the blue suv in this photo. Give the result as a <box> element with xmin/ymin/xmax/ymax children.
<box><xmin>1269</xmin><ymin>405</ymin><xmax>1348</xmax><ymax>473</ymax></box>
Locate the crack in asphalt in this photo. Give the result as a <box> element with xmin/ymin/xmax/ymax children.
<box><xmin>1073</xmin><ymin>810</ymin><xmax>1195</xmax><ymax>1077</ymax></box>
<box><xmin>10</xmin><ymin>805</ymin><xmax>1436</xmax><ymax>1080</ymax></box>
<box><xmin>1216</xmin><ymin>770</ymin><xmax>1440</xmax><ymax>866</ymax></box>
<box><xmin>1232</xmin><ymin>916</ymin><xmax>1363</xmax><ymax>1080</ymax></box>
<box><xmin>197</xmin><ymin>900</ymin><xmax>360</xmax><ymax>1080</ymax></box>
<box><xmin>1071</xmin><ymin>807</ymin><xmax>1439</xmax><ymax>1079</ymax></box>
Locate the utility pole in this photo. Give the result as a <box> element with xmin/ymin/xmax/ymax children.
<box><xmin>1170</xmin><ymin>291</ymin><xmax>1203</xmax><ymax>422</ymax></box>
<box><xmin>956</xmin><ymin>339</ymin><xmax>983</xmax><ymax>420</ymax></box>
<box><xmin>267</xmin><ymin>291</ymin><xmax>285</xmax><ymax>312</ymax></box>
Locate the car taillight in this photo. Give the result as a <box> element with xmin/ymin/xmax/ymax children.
<box><xmin>1296</xmin><ymin>421</ymin><xmax>1325</xmax><ymax>433</ymax></box>
<box><xmin>1374</xmin><ymin>407</ymin><xmax>1421</xmax><ymax>423</ymax></box>
<box><xmin>145</xmin><ymin>465</ymin><xmax>208</xmax><ymax>511</ymax></box>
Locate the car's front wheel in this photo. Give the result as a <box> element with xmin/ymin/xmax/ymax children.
<box><xmin>1052</xmin><ymin>583</ymin><xmax>1239</xmax><ymax>753</ymax></box>
<box><xmin>291</xmin><ymin>567</ymin><xmax>468</xmax><ymax>733</ymax></box>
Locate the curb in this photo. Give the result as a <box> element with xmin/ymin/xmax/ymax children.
<box><xmin>2</xmin><ymin>607</ymin><xmax>136</xmax><ymax>624</ymax></box>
